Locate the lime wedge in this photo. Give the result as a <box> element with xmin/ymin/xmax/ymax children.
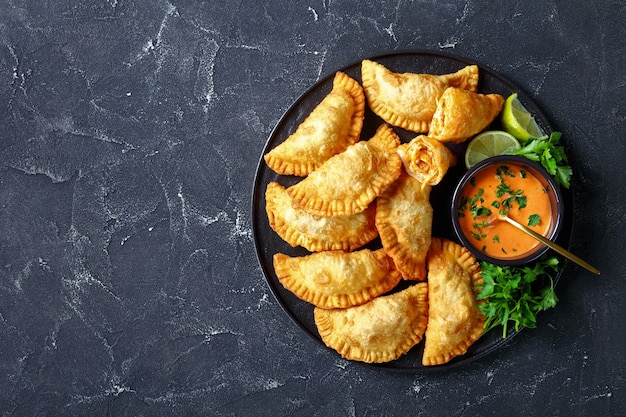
<box><xmin>501</xmin><ymin>93</ymin><xmax>548</xmax><ymax>141</ymax></box>
<box><xmin>464</xmin><ymin>130</ymin><xmax>522</xmax><ymax>168</ymax></box>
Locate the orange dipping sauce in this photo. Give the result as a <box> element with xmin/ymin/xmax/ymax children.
<box><xmin>457</xmin><ymin>161</ymin><xmax>555</xmax><ymax>261</ymax></box>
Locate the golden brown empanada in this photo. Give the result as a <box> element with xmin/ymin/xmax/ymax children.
<box><xmin>397</xmin><ymin>135</ymin><xmax>457</xmax><ymax>187</ymax></box>
<box><xmin>287</xmin><ymin>124</ymin><xmax>402</xmax><ymax>217</ymax></box>
<box><xmin>273</xmin><ymin>249</ymin><xmax>401</xmax><ymax>309</ymax></box>
<box><xmin>429</xmin><ymin>87</ymin><xmax>504</xmax><ymax>143</ymax></box>
<box><xmin>265</xmin><ymin>181</ymin><xmax>378</xmax><ymax>252</ymax></box>
<box><xmin>361</xmin><ymin>59</ymin><xmax>479</xmax><ymax>133</ymax></box>
<box><xmin>315</xmin><ymin>283</ymin><xmax>429</xmax><ymax>363</ymax></box>
<box><xmin>376</xmin><ymin>171</ymin><xmax>432</xmax><ymax>280</ymax></box>
<box><xmin>264</xmin><ymin>72</ymin><xmax>365</xmax><ymax>176</ymax></box>
<box><xmin>422</xmin><ymin>238</ymin><xmax>485</xmax><ymax>366</ymax></box>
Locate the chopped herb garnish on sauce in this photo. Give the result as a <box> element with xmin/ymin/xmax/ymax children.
<box><xmin>458</xmin><ymin>161</ymin><xmax>553</xmax><ymax>257</ymax></box>
<box><xmin>528</xmin><ymin>214</ymin><xmax>541</xmax><ymax>226</ymax></box>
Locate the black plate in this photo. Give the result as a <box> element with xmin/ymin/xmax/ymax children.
<box><xmin>251</xmin><ymin>50</ymin><xmax>573</xmax><ymax>372</ymax></box>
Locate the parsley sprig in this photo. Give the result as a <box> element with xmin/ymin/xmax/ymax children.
<box><xmin>476</xmin><ymin>256</ymin><xmax>561</xmax><ymax>338</ymax></box>
<box><xmin>510</xmin><ymin>132</ymin><xmax>572</xmax><ymax>189</ymax></box>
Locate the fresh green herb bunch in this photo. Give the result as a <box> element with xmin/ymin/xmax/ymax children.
<box><xmin>476</xmin><ymin>255</ymin><xmax>562</xmax><ymax>338</ymax></box>
<box><xmin>510</xmin><ymin>132</ymin><xmax>572</xmax><ymax>189</ymax></box>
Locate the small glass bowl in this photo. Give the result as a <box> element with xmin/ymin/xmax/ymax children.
<box><xmin>451</xmin><ymin>155</ymin><xmax>564</xmax><ymax>266</ymax></box>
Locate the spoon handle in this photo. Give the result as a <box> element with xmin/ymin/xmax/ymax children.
<box><xmin>502</xmin><ymin>216</ymin><xmax>601</xmax><ymax>275</ymax></box>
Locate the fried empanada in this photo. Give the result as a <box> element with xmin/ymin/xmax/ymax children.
<box><xmin>376</xmin><ymin>171</ymin><xmax>433</xmax><ymax>280</ymax></box>
<box><xmin>264</xmin><ymin>72</ymin><xmax>365</xmax><ymax>176</ymax></box>
<box><xmin>397</xmin><ymin>135</ymin><xmax>457</xmax><ymax>187</ymax></box>
<box><xmin>315</xmin><ymin>283</ymin><xmax>429</xmax><ymax>363</ymax></box>
<box><xmin>422</xmin><ymin>238</ymin><xmax>485</xmax><ymax>366</ymax></box>
<box><xmin>287</xmin><ymin>124</ymin><xmax>402</xmax><ymax>217</ymax></box>
<box><xmin>429</xmin><ymin>87</ymin><xmax>504</xmax><ymax>143</ymax></box>
<box><xmin>265</xmin><ymin>181</ymin><xmax>378</xmax><ymax>252</ymax></box>
<box><xmin>361</xmin><ymin>59</ymin><xmax>479</xmax><ymax>133</ymax></box>
<box><xmin>273</xmin><ymin>249</ymin><xmax>401</xmax><ymax>309</ymax></box>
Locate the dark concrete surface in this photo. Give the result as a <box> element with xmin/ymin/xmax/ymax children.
<box><xmin>1</xmin><ymin>1</ymin><xmax>624</xmax><ymax>415</ymax></box>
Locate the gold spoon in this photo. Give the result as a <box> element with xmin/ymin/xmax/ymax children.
<box><xmin>499</xmin><ymin>214</ymin><xmax>600</xmax><ymax>275</ymax></box>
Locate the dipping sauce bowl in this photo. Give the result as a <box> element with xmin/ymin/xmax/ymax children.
<box><xmin>451</xmin><ymin>155</ymin><xmax>564</xmax><ymax>265</ymax></box>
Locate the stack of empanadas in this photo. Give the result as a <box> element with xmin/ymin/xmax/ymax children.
<box><xmin>286</xmin><ymin>124</ymin><xmax>402</xmax><ymax>217</ymax></box>
<box><xmin>361</xmin><ymin>59</ymin><xmax>503</xmax><ymax>141</ymax></box>
<box><xmin>262</xmin><ymin>60</ymin><xmax>501</xmax><ymax>366</ymax></box>
<box><xmin>361</xmin><ymin>59</ymin><xmax>479</xmax><ymax>133</ymax></box>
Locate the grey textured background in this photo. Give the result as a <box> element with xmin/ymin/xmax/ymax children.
<box><xmin>1</xmin><ymin>1</ymin><xmax>624</xmax><ymax>416</ymax></box>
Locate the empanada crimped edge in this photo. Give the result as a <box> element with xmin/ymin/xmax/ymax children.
<box><xmin>263</xmin><ymin>71</ymin><xmax>365</xmax><ymax>176</ymax></box>
<box><xmin>265</xmin><ymin>181</ymin><xmax>378</xmax><ymax>252</ymax></box>
<box><xmin>314</xmin><ymin>283</ymin><xmax>429</xmax><ymax>363</ymax></box>
<box><xmin>422</xmin><ymin>238</ymin><xmax>486</xmax><ymax>366</ymax></box>
<box><xmin>375</xmin><ymin>172</ymin><xmax>433</xmax><ymax>280</ymax></box>
<box><xmin>273</xmin><ymin>249</ymin><xmax>402</xmax><ymax>309</ymax></box>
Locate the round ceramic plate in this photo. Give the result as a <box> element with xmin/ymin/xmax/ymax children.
<box><xmin>251</xmin><ymin>51</ymin><xmax>573</xmax><ymax>372</ymax></box>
